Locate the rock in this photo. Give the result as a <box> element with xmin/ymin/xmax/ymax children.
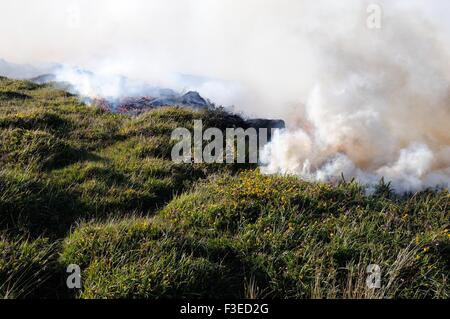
<box><xmin>90</xmin><ymin>90</ymin><xmax>210</xmax><ymax>115</ymax></box>
<box><xmin>149</xmin><ymin>91</ymin><xmax>209</xmax><ymax>109</ymax></box>
<box><xmin>180</xmin><ymin>91</ymin><xmax>209</xmax><ymax>107</ymax></box>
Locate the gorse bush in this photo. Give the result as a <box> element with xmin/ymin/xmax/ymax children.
<box><xmin>0</xmin><ymin>77</ymin><xmax>448</xmax><ymax>299</ymax></box>
<box><xmin>160</xmin><ymin>172</ymin><xmax>449</xmax><ymax>298</ymax></box>
<box><xmin>59</xmin><ymin>171</ymin><xmax>449</xmax><ymax>299</ymax></box>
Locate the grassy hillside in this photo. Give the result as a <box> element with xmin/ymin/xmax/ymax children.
<box><xmin>0</xmin><ymin>77</ymin><xmax>449</xmax><ymax>299</ymax></box>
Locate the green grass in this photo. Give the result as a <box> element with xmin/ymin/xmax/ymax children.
<box><xmin>60</xmin><ymin>172</ymin><xmax>449</xmax><ymax>299</ymax></box>
<box><xmin>0</xmin><ymin>77</ymin><xmax>448</xmax><ymax>299</ymax></box>
<box><xmin>0</xmin><ymin>235</ymin><xmax>58</xmax><ymax>299</ymax></box>
<box><xmin>0</xmin><ymin>77</ymin><xmax>250</xmax><ymax>237</ymax></box>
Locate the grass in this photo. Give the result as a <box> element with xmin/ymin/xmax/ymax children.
<box><xmin>58</xmin><ymin>172</ymin><xmax>449</xmax><ymax>299</ymax></box>
<box><xmin>0</xmin><ymin>235</ymin><xmax>58</xmax><ymax>299</ymax></box>
<box><xmin>0</xmin><ymin>77</ymin><xmax>250</xmax><ymax>237</ymax></box>
<box><xmin>0</xmin><ymin>77</ymin><xmax>449</xmax><ymax>299</ymax></box>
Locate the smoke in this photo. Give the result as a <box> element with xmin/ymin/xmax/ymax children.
<box><xmin>52</xmin><ymin>65</ymin><xmax>167</xmax><ymax>99</ymax></box>
<box><xmin>48</xmin><ymin>64</ymin><xmax>243</xmax><ymax>108</ymax></box>
<box><xmin>259</xmin><ymin>1</ymin><xmax>450</xmax><ymax>193</ymax></box>
<box><xmin>0</xmin><ymin>0</ymin><xmax>449</xmax><ymax>192</ymax></box>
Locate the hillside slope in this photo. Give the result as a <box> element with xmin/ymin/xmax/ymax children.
<box><xmin>0</xmin><ymin>77</ymin><xmax>449</xmax><ymax>299</ymax></box>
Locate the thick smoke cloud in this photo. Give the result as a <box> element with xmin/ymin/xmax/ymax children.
<box><xmin>0</xmin><ymin>0</ymin><xmax>449</xmax><ymax>192</ymax></box>
<box><xmin>259</xmin><ymin>1</ymin><xmax>450</xmax><ymax>193</ymax></box>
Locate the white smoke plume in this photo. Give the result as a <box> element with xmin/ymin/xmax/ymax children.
<box><xmin>259</xmin><ymin>1</ymin><xmax>450</xmax><ymax>193</ymax></box>
<box><xmin>0</xmin><ymin>0</ymin><xmax>449</xmax><ymax>192</ymax></box>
